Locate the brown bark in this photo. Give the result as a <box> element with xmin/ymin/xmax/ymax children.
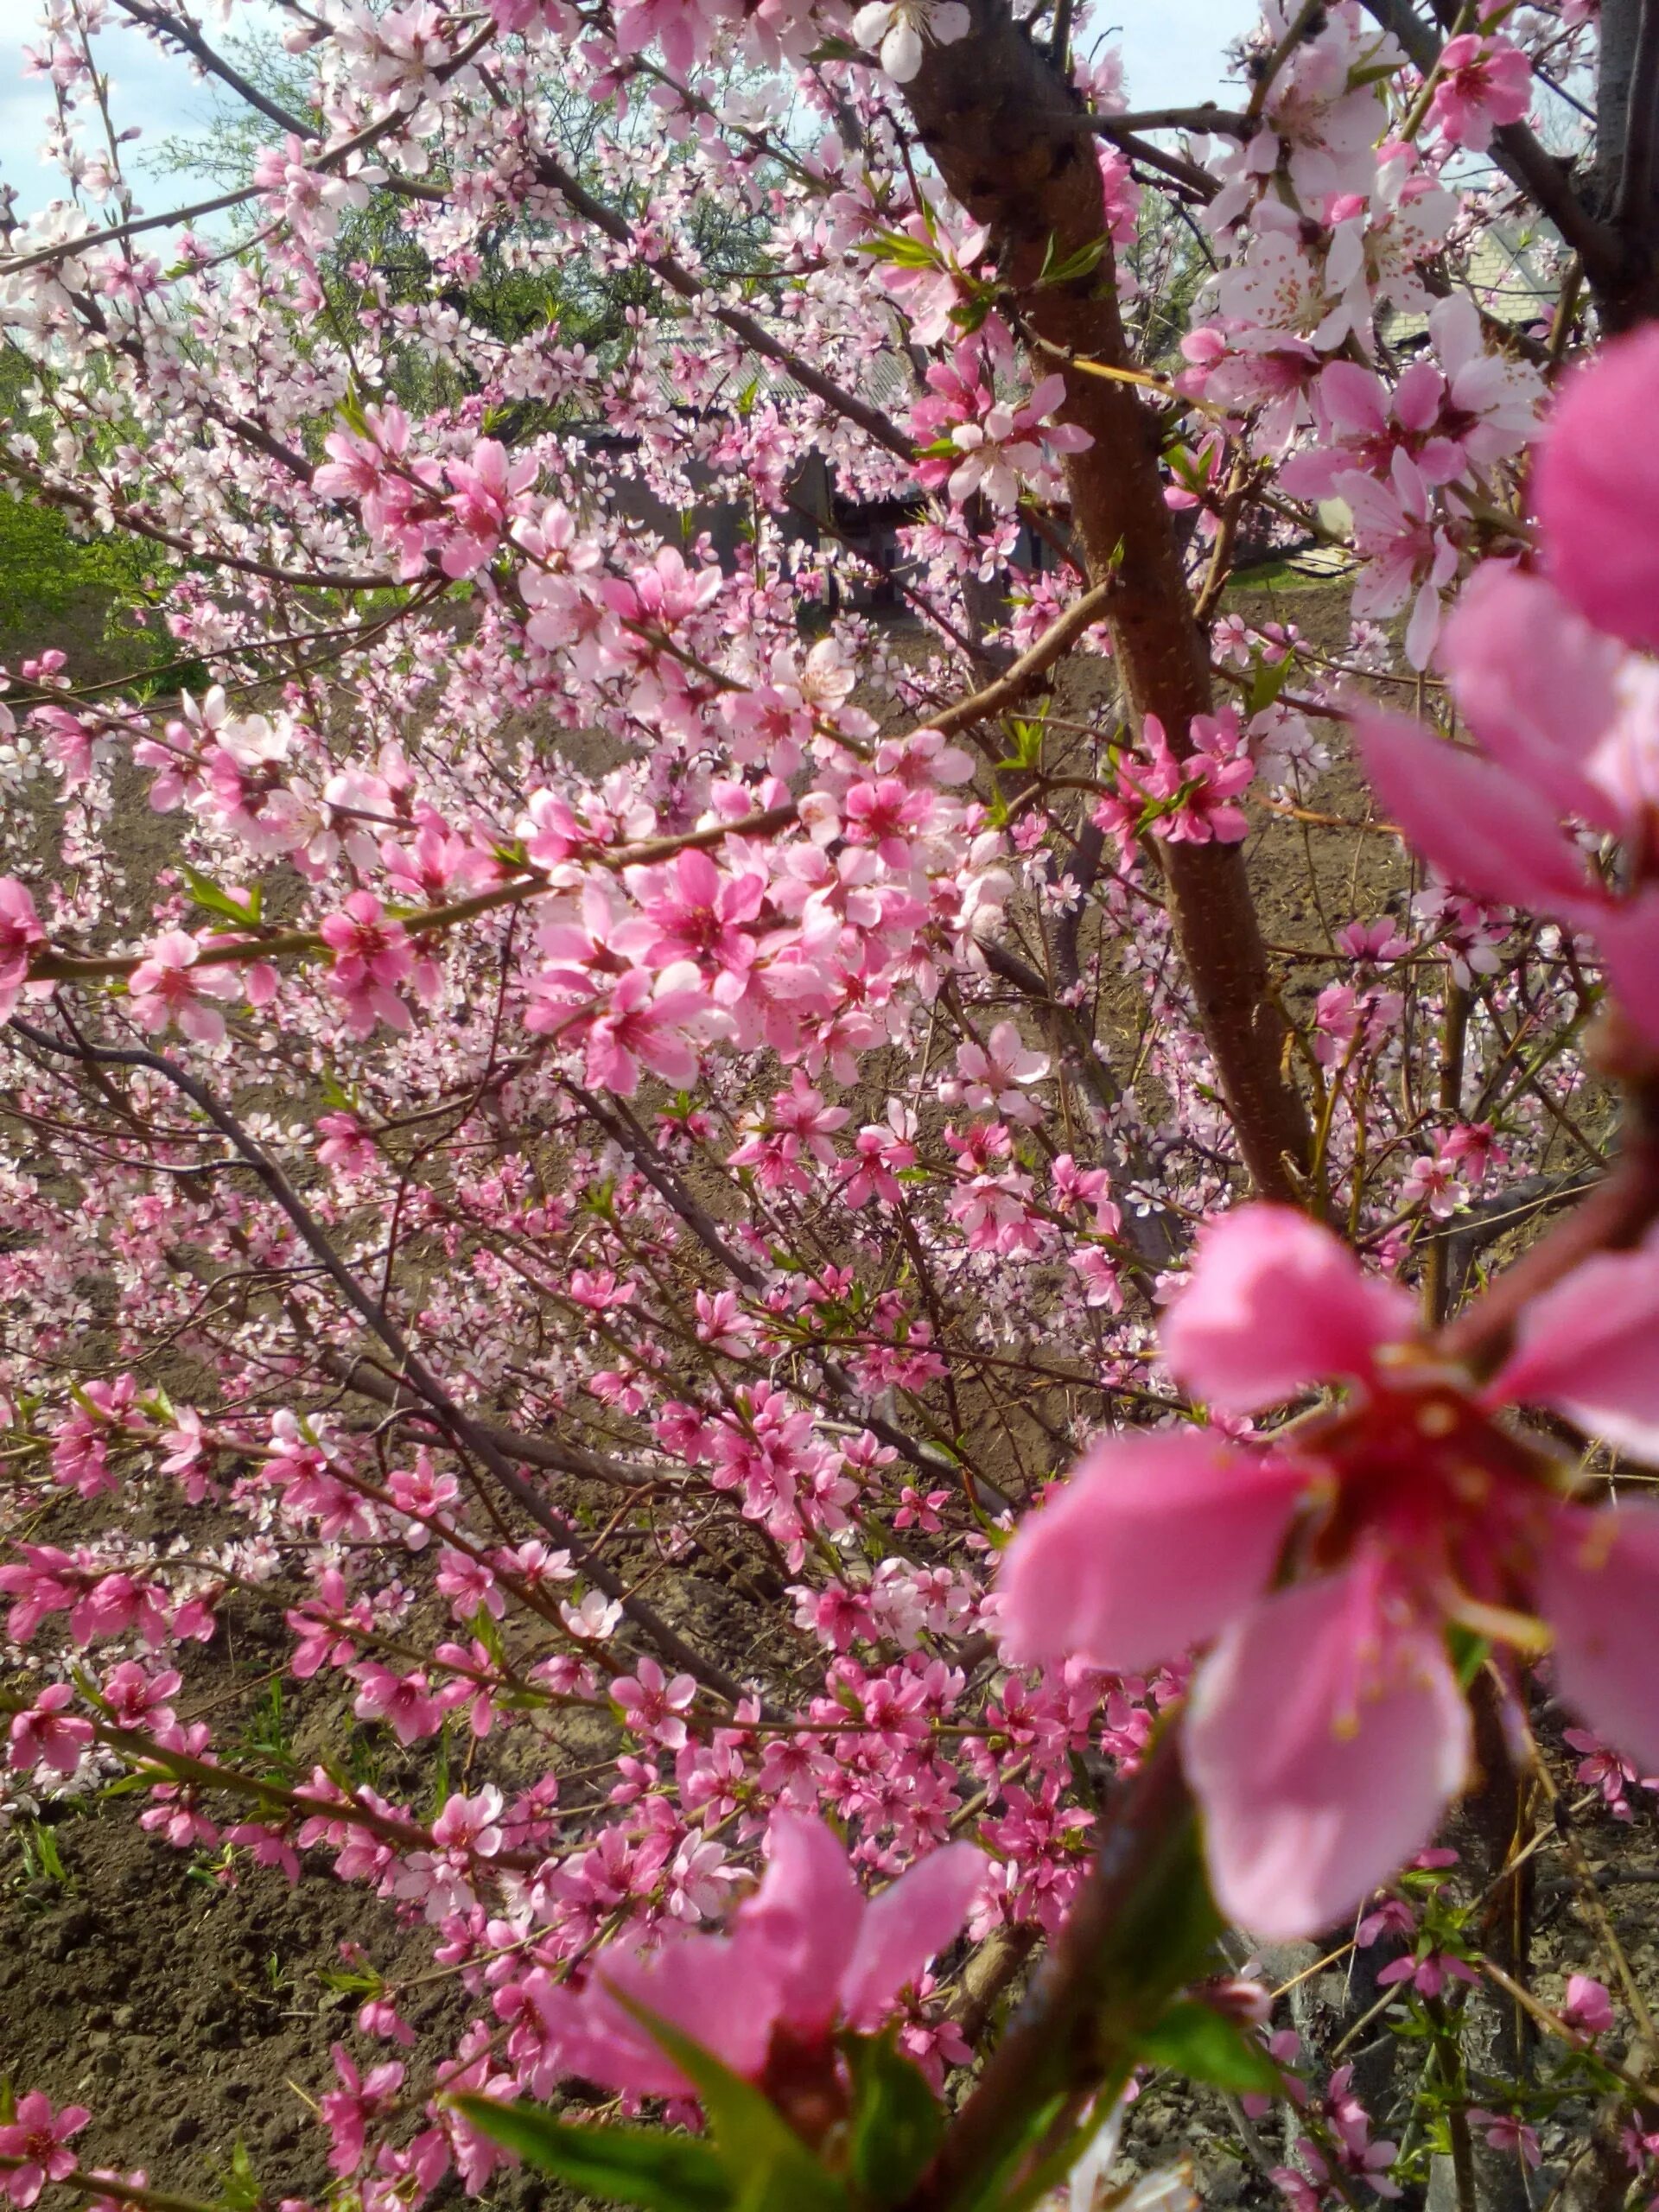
<box><xmin>899</xmin><ymin>7</ymin><xmax>1312</xmax><ymax>1200</ymax></box>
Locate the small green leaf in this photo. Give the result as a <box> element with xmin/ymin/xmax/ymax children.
<box><xmin>180</xmin><ymin>863</ymin><xmax>261</xmax><ymax>927</ymax></box>
<box><xmin>1139</xmin><ymin>2000</ymin><xmax>1281</xmax><ymax>2094</ymax></box>
<box><xmin>1246</xmin><ymin>652</ymin><xmax>1295</xmax><ymax>716</ymax></box>
<box><xmin>1447</xmin><ymin>1624</ymin><xmax>1491</xmax><ymax>1689</ymax></box>
<box><xmin>453</xmin><ymin>2098</ymin><xmax>731</xmax><ymax>2212</ymax></box>
<box><xmin>1037</xmin><ymin>235</ymin><xmax>1108</xmax><ymax>288</ymax></box>
<box><xmin>842</xmin><ymin>2033</ymin><xmax>944</xmax><ymax>2208</ymax></box>
<box><xmin>215</xmin><ymin>2138</ymin><xmax>263</xmax><ymax>2212</ymax></box>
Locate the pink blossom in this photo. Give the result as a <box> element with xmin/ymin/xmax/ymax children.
<box><xmin>1535</xmin><ymin>323</ymin><xmax>1659</xmax><ymax>658</ymax></box>
<box><xmin>440</xmin><ymin>439</ymin><xmax>537</xmax><ymax>577</ymax></box>
<box><xmin>0</xmin><ymin>877</ymin><xmax>45</xmax><ymax>1020</ymax></box>
<box><xmin>9</xmin><ymin>1683</ymin><xmax>94</xmax><ymax>1777</ymax></box>
<box><xmin>610</xmin><ymin>1657</ymin><xmax>698</xmax><ymax>1749</ymax></box>
<box><xmin>1337</xmin><ymin>451</ymin><xmax>1459</xmax><ymax>669</ymax></box>
<box><xmin>353</xmin><ymin>1665</ymin><xmax>443</xmax><ymax>1745</ymax></box>
<box><xmin>1560</xmin><ymin>1974</ymin><xmax>1615</xmax><ymax>2040</ymax></box>
<box><xmin>1467</xmin><ymin>2111</ymin><xmax>1541</xmax><ymax>2168</ymax></box>
<box><xmin>945</xmin><ymin>1020</ymin><xmax>1051</xmax><ymax>1123</ymax></box>
<box><xmin>1427</xmin><ymin>36</ymin><xmax>1531</xmax><ymax>151</ymax></box>
<box><xmin>852</xmin><ymin>0</ymin><xmax>970</xmax><ymax>82</ymax></box>
<box><xmin>100</xmin><ymin>1662</ymin><xmax>181</xmax><ymax>1734</ymax></box>
<box><xmin>578</xmin><ymin>963</ymin><xmax>733</xmax><ymax>1095</ymax></box>
<box><xmin>0</xmin><ymin>2094</ymin><xmax>89</xmax><ymax>2207</ymax></box>
<box><xmin>320</xmin><ymin>2044</ymin><xmax>404</xmax><ymax>2176</ymax></box>
<box><xmin>1375</xmin><ymin>1948</ymin><xmax>1478</xmax><ymax>1998</ymax></box>
<box><xmin>127</xmin><ymin>931</ymin><xmax>240</xmax><ymax>1045</ymax></box>
<box><xmin>539</xmin><ymin>1812</ymin><xmax>984</xmax><ymax>2096</ymax></box>
<box><xmin>836</xmin><ymin>1103</ymin><xmax>918</xmax><ymax>1209</ymax></box>
<box><xmin>321</xmin><ymin>893</ymin><xmax>414</xmax><ymax>1037</ymax></box>
<box><xmin>1001</xmin><ymin>1205</ymin><xmax>1659</xmax><ymax>1936</ymax></box>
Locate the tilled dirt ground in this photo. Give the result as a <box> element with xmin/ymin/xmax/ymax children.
<box><xmin>2</xmin><ymin>1809</ymin><xmax>468</xmax><ymax>2202</ymax></box>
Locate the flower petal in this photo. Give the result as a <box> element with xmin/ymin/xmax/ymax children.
<box><xmin>1184</xmin><ymin>1567</ymin><xmax>1471</xmax><ymax>1940</ymax></box>
<box><xmin>1540</xmin><ymin>1502</ymin><xmax>1659</xmax><ymax>1773</ymax></box>
<box><xmin>1491</xmin><ymin>1236</ymin><xmax>1659</xmax><ymax>1460</ymax></box>
<box><xmin>1535</xmin><ymin>324</ymin><xmax>1659</xmax><ymax>658</ymax></box>
<box><xmin>1355</xmin><ymin>709</ymin><xmax>1600</xmax><ymax>921</ymax></box>
<box><xmin>742</xmin><ymin>1814</ymin><xmax>866</xmax><ymax>2041</ymax></box>
<box><xmin>583</xmin><ymin>1929</ymin><xmax>781</xmax><ymax>2094</ymax></box>
<box><xmin>839</xmin><ymin>1842</ymin><xmax>986</xmax><ymax>2029</ymax></box>
<box><xmin>1437</xmin><ymin>565</ymin><xmax>1624</xmax><ymax>832</ymax></box>
<box><xmin>1597</xmin><ymin>894</ymin><xmax>1659</xmax><ymax>1058</ymax></box>
<box><xmin>997</xmin><ymin>1431</ymin><xmax>1303</xmax><ymax>1672</ymax></box>
<box><xmin>1162</xmin><ymin>1203</ymin><xmax>1413</xmax><ymax>1414</ymax></box>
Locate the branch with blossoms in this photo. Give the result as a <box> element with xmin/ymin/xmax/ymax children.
<box><xmin>14</xmin><ymin>2</ymin><xmax>1659</xmax><ymax>2211</ymax></box>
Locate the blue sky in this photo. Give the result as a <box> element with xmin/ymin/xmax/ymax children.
<box><xmin>0</xmin><ymin>0</ymin><xmax>1243</xmax><ymax>221</ymax></box>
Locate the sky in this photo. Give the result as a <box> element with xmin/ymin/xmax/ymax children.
<box><xmin>0</xmin><ymin>0</ymin><xmax>1243</xmax><ymax>222</ymax></box>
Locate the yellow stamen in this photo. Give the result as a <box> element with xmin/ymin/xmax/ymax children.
<box><xmin>1440</xmin><ymin>1589</ymin><xmax>1553</xmax><ymax>1656</ymax></box>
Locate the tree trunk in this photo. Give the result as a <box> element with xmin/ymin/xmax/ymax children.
<box><xmin>899</xmin><ymin>4</ymin><xmax>1313</xmax><ymax>1200</ymax></box>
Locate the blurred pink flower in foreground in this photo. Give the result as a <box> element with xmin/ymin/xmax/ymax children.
<box><xmin>533</xmin><ymin>1812</ymin><xmax>984</xmax><ymax>2097</ymax></box>
<box><xmin>1000</xmin><ymin>1205</ymin><xmax>1659</xmax><ymax>1938</ymax></box>
<box><xmin>1356</xmin><ymin>326</ymin><xmax>1659</xmax><ymax>1044</ymax></box>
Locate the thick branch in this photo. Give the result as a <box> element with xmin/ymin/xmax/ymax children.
<box><xmin>899</xmin><ymin>2</ymin><xmax>1312</xmax><ymax>1201</ymax></box>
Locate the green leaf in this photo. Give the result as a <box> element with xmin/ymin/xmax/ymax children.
<box><xmin>855</xmin><ymin>230</ymin><xmax>946</xmax><ymax>270</ymax></box>
<box><xmin>842</xmin><ymin>2033</ymin><xmax>944</xmax><ymax>2208</ymax></box>
<box><xmin>180</xmin><ymin>863</ymin><xmax>261</xmax><ymax>927</ymax></box>
<box><xmin>452</xmin><ymin>2098</ymin><xmax>731</xmax><ymax>2212</ymax></box>
<box><xmin>1245</xmin><ymin>652</ymin><xmax>1295</xmax><ymax>716</ymax></box>
<box><xmin>1139</xmin><ymin>2001</ymin><xmax>1282</xmax><ymax>2094</ymax></box>
<box><xmin>215</xmin><ymin>2139</ymin><xmax>263</xmax><ymax>2212</ymax></box>
<box><xmin>1036</xmin><ymin>235</ymin><xmax>1108</xmax><ymax>289</ymax></box>
<box><xmin>608</xmin><ymin>1995</ymin><xmax>849</xmax><ymax>2212</ymax></box>
<box><xmin>1447</xmin><ymin>1624</ymin><xmax>1491</xmax><ymax>1689</ymax></box>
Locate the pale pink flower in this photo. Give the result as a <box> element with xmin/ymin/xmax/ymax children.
<box><xmin>127</xmin><ymin>931</ymin><xmax>239</xmax><ymax>1045</ymax></box>
<box><xmin>1427</xmin><ymin>36</ymin><xmax>1531</xmax><ymax>151</ymax></box>
<box><xmin>852</xmin><ymin>0</ymin><xmax>969</xmax><ymax>82</ymax></box>
<box><xmin>947</xmin><ymin>1020</ymin><xmax>1051</xmax><ymax>1123</ymax></box>
<box><xmin>1356</xmin><ymin>561</ymin><xmax>1659</xmax><ymax>1045</ymax></box>
<box><xmin>1337</xmin><ymin>450</ymin><xmax>1459</xmax><ymax>669</ymax></box>
<box><xmin>1001</xmin><ymin>1205</ymin><xmax>1659</xmax><ymax>1936</ymax></box>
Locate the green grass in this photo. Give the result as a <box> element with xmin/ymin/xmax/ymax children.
<box><xmin>0</xmin><ymin>486</ymin><xmax>162</xmax><ymax>635</ymax></box>
<box><xmin>1230</xmin><ymin>554</ymin><xmax>1349</xmax><ymax>594</ymax></box>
